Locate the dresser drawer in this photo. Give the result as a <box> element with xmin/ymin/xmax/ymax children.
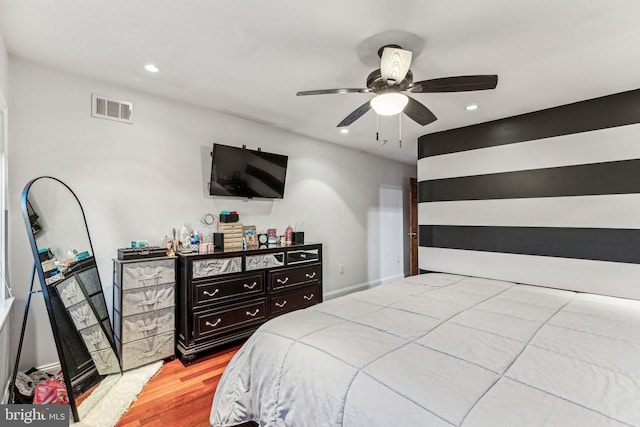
<box><xmin>217</xmin><ymin>223</ymin><xmax>244</xmax><ymax>234</ymax></box>
<box><xmin>194</xmin><ymin>273</ymin><xmax>264</xmax><ymax>307</ymax></box>
<box><xmin>116</xmin><ymin>307</ymin><xmax>174</xmax><ymax>344</ymax></box>
<box><xmin>194</xmin><ymin>299</ymin><xmax>266</xmax><ymax>340</ymax></box>
<box><xmin>91</xmin><ymin>347</ymin><xmax>121</xmax><ymax>375</ymax></box>
<box><xmin>192</xmin><ymin>257</ymin><xmax>242</xmax><ymax>279</ymax></box>
<box><xmin>118</xmin><ymin>331</ymin><xmax>174</xmax><ymax>371</ymax></box>
<box><xmin>118</xmin><ymin>258</ymin><xmax>176</xmax><ymax>290</ymax></box>
<box><xmin>269</xmin><ymin>263</ymin><xmax>321</xmax><ymax>291</ymax></box>
<box><xmin>54</xmin><ymin>276</ymin><xmax>83</xmax><ymax>308</ymax></box>
<box><xmin>115</xmin><ymin>282</ymin><xmax>175</xmax><ymax>317</ymax></box>
<box><xmin>67</xmin><ymin>300</ymin><xmax>99</xmax><ymax>330</ymax></box>
<box><xmin>246</xmin><ymin>253</ymin><xmax>285</xmax><ymax>271</ymax></box>
<box><xmin>270</xmin><ymin>285</ymin><xmax>320</xmax><ymax>316</ymax></box>
<box><xmin>78</xmin><ymin>323</ymin><xmax>112</xmax><ymax>352</ymax></box>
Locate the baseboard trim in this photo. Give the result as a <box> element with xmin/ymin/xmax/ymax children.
<box><xmin>36</xmin><ymin>361</ymin><xmax>61</xmax><ymax>375</ymax></box>
<box><xmin>324</xmin><ymin>273</ymin><xmax>405</xmax><ymax>300</ymax></box>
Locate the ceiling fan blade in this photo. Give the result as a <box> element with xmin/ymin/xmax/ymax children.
<box><xmin>297</xmin><ymin>88</ymin><xmax>371</xmax><ymax>96</ymax></box>
<box><xmin>337</xmin><ymin>101</ymin><xmax>372</xmax><ymax>127</ymax></box>
<box><xmin>403</xmin><ymin>96</ymin><xmax>437</xmax><ymax>126</ymax></box>
<box><xmin>409</xmin><ymin>75</ymin><xmax>498</xmax><ymax>93</ymax></box>
<box><xmin>380</xmin><ymin>47</ymin><xmax>412</xmax><ymax>86</ymax></box>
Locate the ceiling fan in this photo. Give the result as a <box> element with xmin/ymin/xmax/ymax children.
<box><xmin>296</xmin><ymin>45</ymin><xmax>498</xmax><ymax>127</ymax></box>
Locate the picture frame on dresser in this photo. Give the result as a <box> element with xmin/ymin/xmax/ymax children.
<box><xmin>176</xmin><ymin>243</ymin><xmax>322</xmax><ymax>363</ymax></box>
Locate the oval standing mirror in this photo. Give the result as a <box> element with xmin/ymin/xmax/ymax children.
<box><xmin>20</xmin><ymin>176</ymin><xmax>121</xmax><ymax>421</ymax></box>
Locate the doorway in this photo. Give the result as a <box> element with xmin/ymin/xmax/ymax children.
<box><xmin>408</xmin><ymin>177</ymin><xmax>418</xmax><ymax>275</ymax></box>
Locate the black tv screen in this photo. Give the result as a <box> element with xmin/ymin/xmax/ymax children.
<box><xmin>209</xmin><ymin>143</ymin><xmax>288</xmax><ymax>199</ymax></box>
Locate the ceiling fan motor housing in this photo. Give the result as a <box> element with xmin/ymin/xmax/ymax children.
<box><xmin>366</xmin><ymin>69</ymin><xmax>414</xmax><ymax>92</ymax></box>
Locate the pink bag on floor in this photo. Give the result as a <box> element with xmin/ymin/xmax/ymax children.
<box><xmin>32</xmin><ymin>372</ymin><xmax>69</xmax><ymax>404</ymax></box>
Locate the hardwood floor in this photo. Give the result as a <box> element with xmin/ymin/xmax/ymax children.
<box><xmin>116</xmin><ymin>343</ymin><xmax>241</xmax><ymax>427</ymax></box>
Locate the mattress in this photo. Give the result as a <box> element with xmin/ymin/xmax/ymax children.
<box><xmin>210</xmin><ymin>273</ymin><xmax>640</xmax><ymax>426</ymax></box>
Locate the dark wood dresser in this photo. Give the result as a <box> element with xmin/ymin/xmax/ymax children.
<box><xmin>176</xmin><ymin>243</ymin><xmax>322</xmax><ymax>363</ymax></box>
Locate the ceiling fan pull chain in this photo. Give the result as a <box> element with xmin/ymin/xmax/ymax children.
<box><xmin>399</xmin><ymin>114</ymin><xmax>402</xmax><ymax>148</ymax></box>
<box><xmin>376</xmin><ymin>113</ymin><xmax>379</xmax><ymax>141</ymax></box>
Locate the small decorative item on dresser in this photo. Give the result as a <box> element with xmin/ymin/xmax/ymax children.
<box><xmin>244</xmin><ymin>226</ymin><xmax>258</xmax><ymax>249</ymax></box>
<box><xmin>292</xmin><ymin>231</ymin><xmax>304</xmax><ymax>245</ymax></box>
<box><xmin>220</xmin><ymin>211</ymin><xmax>239</xmax><ymax>223</ymax></box>
<box><xmin>217</xmin><ymin>222</ymin><xmax>244</xmax><ymax>251</ymax></box>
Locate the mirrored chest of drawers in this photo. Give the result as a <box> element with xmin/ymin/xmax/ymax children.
<box><xmin>112</xmin><ymin>256</ymin><xmax>176</xmax><ymax>370</ymax></box>
<box><xmin>177</xmin><ymin>243</ymin><xmax>322</xmax><ymax>363</ymax></box>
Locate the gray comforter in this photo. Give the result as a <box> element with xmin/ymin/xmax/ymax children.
<box><xmin>210</xmin><ymin>273</ymin><xmax>640</xmax><ymax>426</ymax></box>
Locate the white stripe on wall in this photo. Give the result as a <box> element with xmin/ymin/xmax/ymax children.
<box><xmin>419</xmin><ymin>194</ymin><xmax>640</xmax><ymax>229</ymax></box>
<box><xmin>418</xmin><ymin>122</ymin><xmax>640</xmax><ymax>181</ymax></box>
<box><xmin>419</xmin><ymin>247</ymin><xmax>640</xmax><ymax>300</ymax></box>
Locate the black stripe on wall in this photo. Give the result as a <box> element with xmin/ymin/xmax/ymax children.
<box><xmin>418</xmin><ymin>88</ymin><xmax>640</xmax><ymax>159</ymax></box>
<box><xmin>419</xmin><ymin>158</ymin><xmax>640</xmax><ymax>202</ymax></box>
<box><xmin>419</xmin><ymin>225</ymin><xmax>640</xmax><ymax>264</ymax></box>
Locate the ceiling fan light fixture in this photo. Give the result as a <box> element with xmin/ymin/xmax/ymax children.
<box><xmin>370</xmin><ymin>92</ymin><xmax>408</xmax><ymax>116</ymax></box>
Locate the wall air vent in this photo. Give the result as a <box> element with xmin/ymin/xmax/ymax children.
<box><xmin>91</xmin><ymin>94</ymin><xmax>133</xmax><ymax>124</ymax></box>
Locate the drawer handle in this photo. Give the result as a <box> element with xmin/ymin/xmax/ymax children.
<box><xmin>246</xmin><ymin>309</ymin><xmax>260</xmax><ymax>317</ymax></box>
<box><xmin>142</xmin><ymin>348</ymin><xmax>160</xmax><ymax>357</ymax></box>
<box><xmin>244</xmin><ymin>282</ymin><xmax>258</xmax><ymax>290</ymax></box>
<box><xmin>205</xmin><ymin>318</ymin><xmax>222</xmax><ymax>328</ymax></box>
<box><xmin>138</xmin><ymin>324</ymin><xmax>159</xmax><ymax>332</ymax></box>
<box><xmin>304</xmin><ymin>294</ymin><xmax>314</xmax><ymax>301</ymax></box>
<box><xmin>305</xmin><ymin>272</ymin><xmax>317</xmax><ymax>279</ymax></box>
<box><xmin>203</xmin><ymin>289</ymin><xmax>220</xmax><ymax>297</ymax></box>
<box><xmin>275</xmin><ymin>301</ymin><xmax>287</xmax><ymax>308</ymax></box>
<box><xmin>276</xmin><ymin>277</ymin><xmax>289</xmax><ymax>285</ymax></box>
<box><xmin>138</xmin><ymin>299</ymin><xmax>160</xmax><ymax>306</ymax></box>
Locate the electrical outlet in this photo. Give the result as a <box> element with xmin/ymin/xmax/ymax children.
<box><xmin>396</xmin><ymin>255</ymin><xmax>401</xmax><ymax>264</ymax></box>
<box><xmin>339</xmin><ymin>264</ymin><xmax>344</xmax><ymax>274</ymax></box>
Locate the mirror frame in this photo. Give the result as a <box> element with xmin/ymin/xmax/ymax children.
<box><xmin>20</xmin><ymin>176</ymin><xmax>121</xmax><ymax>421</ymax></box>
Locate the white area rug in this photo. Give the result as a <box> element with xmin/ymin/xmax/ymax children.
<box><xmin>71</xmin><ymin>361</ymin><xmax>163</xmax><ymax>427</ymax></box>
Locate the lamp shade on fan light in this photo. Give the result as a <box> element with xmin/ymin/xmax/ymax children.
<box><xmin>370</xmin><ymin>92</ymin><xmax>409</xmax><ymax>116</ymax></box>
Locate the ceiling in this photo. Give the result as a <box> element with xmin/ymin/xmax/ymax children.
<box><xmin>1</xmin><ymin>1</ymin><xmax>640</xmax><ymax>164</ymax></box>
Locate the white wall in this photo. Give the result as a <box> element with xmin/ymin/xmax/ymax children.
<box><xmin>7</xmin><ymin>57</ymin><xmax>415</xmax><ymax>369</ymax></box>
<box><xmin>0</xmin><ymin>27</ymin><xmax>12</xmax><ymax>403</ymax></box>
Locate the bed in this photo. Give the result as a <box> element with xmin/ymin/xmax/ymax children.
<box><xmin>210</xmin><ymin>273</ymin><xmax>640</xmax><ymax>426</ymax></box>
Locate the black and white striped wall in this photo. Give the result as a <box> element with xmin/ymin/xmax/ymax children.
<box><xmin>417</xmin><ymin>89</ymin><xmax>640</xmax><ymax>300</ymax></box>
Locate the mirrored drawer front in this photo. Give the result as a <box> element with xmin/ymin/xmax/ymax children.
<box><xmin>119</xmin><ymin>307</ymin><xmax>174</xmax><ymax>344</ymax></box>
<box><xmin>54</xmin><ymin>276</ymin><xmax>84</xmax><ymax>308</ymax></box>
<box><xmin>91</xmin><ymin>347</ymin><xmax>121</xmax><ymax>375</ymax></box>
<box><xmin>286</xmin><ymin>249</ymin><xmax>320</xmax><ymax>265</ymax></box>
<box><xmin>67</xmin><ymin>300</ymin><xmax>99</xmax><ymax>330</ymax></box>
<box><xmin>117</xmin><ymin>282</ymin><xmax>175</xmax><ymax>317</ymax></box>
<box><xmin>120</xmin><ymin>258</ymin><xmax>175</xmax><ymax>290</ymax></box>
<box><xmin>193</xmin><ymin>257</ymin><xmax>242</xmax><ymax>279</ymax></box>
<box><xmin>120</xmin><ymin>331</ymin><xmax>174</xmax><ymax>371</ymax></box>
<box><xmin>194</xmin><ymin>299</ymin><xmax>266</xmax><ymax>340</ymax></box>
<box><xmin>195</xmin><ymin>273</ymin><xmax>264</xmax><ymax>307</ymax></box>
<box><xmin>245</xmin><ymin>253</ymin><xmax>285</xmax><ymax>271</ymax></box>
<box><xmin>78</xmin><ymin>324</ymin><xmax>111</xmax><ymax>352</ymax></box>
<box><xmin>269</xmin><ymin>264</ymin><xmax>321</xmax><ymax>291</ymax></box>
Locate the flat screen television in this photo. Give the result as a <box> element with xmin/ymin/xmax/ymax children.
<box><xmin>209</xmin><ymin>143</ymin><xmax>289</xmax><ymax>199</ymax></box>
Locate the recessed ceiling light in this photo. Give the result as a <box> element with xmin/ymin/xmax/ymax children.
<box><xmin>144</xmin><ymin>64</ymin><xmax>160</xmax><ymax>73</ymax></box>
<box><xmin>340</xmin><ymin>128</ymin><xmax>349</xmax><ymax>134</ymax></box>
<box><xmin>465</xmin><ymin>104</ymin><xmax>478</xmax><ymax>111</ymax></box>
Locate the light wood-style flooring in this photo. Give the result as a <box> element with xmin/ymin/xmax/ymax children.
<box><xmin>116</xmin><ymin>343</ymin><xmax>241</xmax><ymax>427</ymax></box>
